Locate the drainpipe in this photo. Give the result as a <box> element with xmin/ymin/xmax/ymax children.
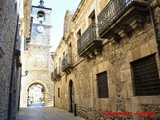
<box><xmin>18</xmin><ymin>67</ymin><xmax>22</xmax><ymax>111</ymax></box>
<box><xmin>8</xmin><ymin>15</ymin><xmax>19</xmax><ymax>120</ymax></box>
<box><xmin>54</xmin><ymin>80</ymin><xmax>55</xmax><ymax>107</ymax></box>
<box><xmin>53</xmin><ymin>96</ymin><xmax>55</xmax><ymax>107</ymax></box>
<box><xmin>54</xmin><ymin>80</ymin><xmax>56</xmax><ymax>107</ymax></box>
<box><xmin>147</xmin><ymin>0</ymin><xmax>160</xmax><ymax>57</ymax></box>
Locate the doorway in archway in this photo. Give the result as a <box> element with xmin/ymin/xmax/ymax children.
<box><xmin>27</xmin><ymin>84</ymin><xmax>45</xmax><ymax>107</ymax></box>
<box><xmin>69</xmin><ymin>80</ymin><xmax>74</xmax><ymax>112</ymax></box>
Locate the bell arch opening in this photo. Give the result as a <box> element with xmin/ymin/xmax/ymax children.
<box><xmin>27</xmin><ymin>83</ymin><xmax>45</xmax><ymax>107</ymax></box>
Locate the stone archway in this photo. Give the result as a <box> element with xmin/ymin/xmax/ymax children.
<box><xmin>27</xmin><ymin>83</ymin><xmax>45</xmax><ymax>107</ymax></box>
<box><xmin>20</xmin><ymin>80</ymin><xmax>54</xmax><ymax>107</ymax></box>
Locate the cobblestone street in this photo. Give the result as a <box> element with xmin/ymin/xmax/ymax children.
<box><xmin>16</xmin><ymin>107</ymin><xmax>85</xmax><ymax>120</ymax></box>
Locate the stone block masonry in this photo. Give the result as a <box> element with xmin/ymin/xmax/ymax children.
<box><xmin>20</xmin><ymin>5</ymin><xmax>54</xmax><ymax>107</ymax></box>
<box><xmin>0</xmin><ymin>0</ymin><xmax>17</xmax><ymax>120</ymax></box>
<box><xmin>53</xmin><ymin>0</ymin><xmax>160</xmax><ymax>120</ymax></box>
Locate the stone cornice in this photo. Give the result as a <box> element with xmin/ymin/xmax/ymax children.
<box><xmin>28</xmin><ymin>43</ymin><xmax>52</xmax><ymax>48</ymax></box>
<box><xmin>32</xmin><ymin>23</ymin><xmax>52</xmax><ymax>28</ymax></box>
<box><xmin>72</xmin><ymin>0</ymin><xmax>85</xmax><ymax>21</ymax></box>
<box><xmin>32</xmin><ymin>5</ymin><xmax>52</xmax><ymax>10</ymax></box>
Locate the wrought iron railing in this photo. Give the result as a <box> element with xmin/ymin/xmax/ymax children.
<box><xmin>61</xmin><ymin>53</ymin><xmax>73</xmax><ymax>70</ymax></box>
<box><xmin>52</xmin><ymin>68</ymin><xmax>60</xmax><ymax>79</ymax></box>
<box><xmin>98</xmin><ymin>0</ymin><xmax>147</xmax><ymax>35</ymax></box>
<box><xmin>78</xmin><ymin>23</ymin><xmax>98</xmax><ymax>54</ymax></box>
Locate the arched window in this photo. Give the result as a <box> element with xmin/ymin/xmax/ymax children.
<box><xmin>37</xmin><ymin>11</ymin><xmax>45</xmax><ymax>23</ymax></box>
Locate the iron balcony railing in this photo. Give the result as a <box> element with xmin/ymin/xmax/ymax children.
<box><xmin>78</xmin><ymin>23</ymin><xmax>98</xmax><ymax>54</ymax></box>
<box><xmin>52</xmin><ymin>68</ymin><xmax>60</xmax><ymax>79</ymax></box>
<box><xmin>61</xmin><ymin>53</ymin><xmax>73</xmax><ymax>71</ymax></box>
<box><xmin>98</xmin><ymin>0</ymin><xmax>147</xmax><ymax>35</ymax></box>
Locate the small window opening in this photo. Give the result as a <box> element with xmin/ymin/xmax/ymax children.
<box><xmin>77</xmin><ymin>29</ymin><xmax>81</xmax><ymax>40</ymax></box>
<box><xmin>37</xmin><ymin>11</ymin><xmax>45</xmax><ymax>23</ymax></box>
<box><xmin>89</xmin><ymin>10</ymin><xmax>95</xmax><ymax>25</ymax></box>
<box><xmin>58</xmin><ymin>88</ymin><xmax>60</xmax><ymax>97</ymax></box>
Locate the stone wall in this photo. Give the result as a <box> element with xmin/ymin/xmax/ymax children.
<box><xmin>153</xmin><ymin>0</ymin><xmax>160</xmax><ymax>55</ymax></box>
<box><xmin>0</xmin><ymin>0</ymin><xmax>17</xmax><ymax>119</ymax></box>
<box><xmin>20</xmin><ymin>44</ymin><xmax>54</xmax><ymax>107</ymax></box>
<box><xmin>74</xmin><ymin>21</ymin><xmax>160</xmax><ymax>120</ymax></box>
<box><xmin>54</xmin><ymin>75</ymin><xmax>68</xmax><ymax>110</ymax></box>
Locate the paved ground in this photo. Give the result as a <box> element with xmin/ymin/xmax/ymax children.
<box><xmin>28</xmin><ymin>102</ymin><xmax>44</xmax><ymax>107</ymax></box>
<box><xmin>16</xmin><ymin>107</ymin><xmax>85</xmax><ymax>120</ymax></box>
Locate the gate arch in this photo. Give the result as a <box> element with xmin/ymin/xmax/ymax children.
<box><xmin>27</xmin><ymin>82</ymin><xmax>46</xmax><ymax>106</ymax></box>
<box><xmin>20</xmin><ymin>80</ymin><xmax>50</xmax><ymax>107</ymax></box>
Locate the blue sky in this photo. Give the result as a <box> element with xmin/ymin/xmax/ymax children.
<box><xmin>32</xmin><ymin>0</ymin><xmax>80</xmax><ymax>51</ymax></box>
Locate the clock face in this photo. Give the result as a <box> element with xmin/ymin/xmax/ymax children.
<box><xmin>37</xmin><ymin>26</ymin><xmax>44</xmax><ymax>33</ymax></box>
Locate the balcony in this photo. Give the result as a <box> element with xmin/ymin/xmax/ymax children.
<box><xmin>78</xmin><ymin>23</ymin><xmax>102</xmax><ymax>59</ymax></box>
<box><xmin>98</xmin><ymin>0</ymin><xmax>149</xmax><ymax>42</ymax></box>
<box><xmin>61</xmin><ymin>53</ymin><xmax>73</xmax><ymax>74</ymax></box>
<box><xmin>51</xmin><ymin>68</ymin><xmax>61</xmax><ymax>81</ymax></box>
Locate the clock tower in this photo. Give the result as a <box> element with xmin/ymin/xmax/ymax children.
<box><xmin>20</xmin><ymin>0</ymin><xmax>54</xmax><ymax>107</ymax></box>
<box><xmin>30</xmin><ymin>0</ymin><xmax>52</xmax><ymax>45</ymax></box>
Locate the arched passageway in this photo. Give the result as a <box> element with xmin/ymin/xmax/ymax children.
<box><xmin>27</xmin><ymin>83</ymin><xmax>45</xmax><ymax>107</ymax></box>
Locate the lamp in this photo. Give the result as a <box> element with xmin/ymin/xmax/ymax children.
<box><xmin>21</xmin><ymin>70</ymin><xmax>28</xmax><ymax>77</ymax></box>
<box><xmin>25</xmin><ymin>71</ymin><xmax>28</xmax><ymax>76</ymax></box>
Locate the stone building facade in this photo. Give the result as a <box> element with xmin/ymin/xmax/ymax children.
<box><xmin>0</xmin><ymin>1</ymin><xmax>17</xmax><ymax>119</ymax></box>
<box><xmin>20</xmin><ymin>1</ymin><xmax>54</xmax><ymax>107</ymax></box>
<box><xmin>52</xmin><ymin>0</ymin><xmax>160</xmax><ymax>120</ymax></box>
<box><xmin>0</xmin><ymin>0</ymin><xmax>31</xmax><ymax>119</ymax></box>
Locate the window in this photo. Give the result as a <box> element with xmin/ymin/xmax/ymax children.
<box><xmin>131</xmin><ymin>54</ymin><xmax>160</xmax><ymax>96</ymax></box>
<box><xmin>63</xmin><ymin>52</ymin><xmax>65</xmax><ymax>58</ymax></box>
<box><xmin>37</xmin><ymin>11</ymin><xmax>45</xmax><ymax>23</ymax></box>
<box><xmin>97</xmin><ymin>71</ymin><xmax>109</xmax><ymax>98</ymax></box>
<box><xmin>88</xmin><ymin>10</ymin><xmax>95</xmax><ymax>25</ymax></box>
<box><xmin>77</xmin><ymin>29</ymin><xmax>81</xmax><ymax>40</ymax></box>
<box><xmin>69</xmin><ymin>43</ymin><xmax>72</xmax><ymax>54</ymax></box>
<box><xmin>58</xmin><ymin>88</ymin><xmax>60</xmax><ymax>97</ymax></box>
<box><xmin>59</xmin><ymin>58</ymin><xmax>61</xmax><ymax>72</ymax></box>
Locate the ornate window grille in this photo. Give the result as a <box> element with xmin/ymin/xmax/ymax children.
<box><xmin>131</xmin><ymin>54</ymin><xmax>160</xmax><ymax>96</ymax></box>
<box><xmin>97</xmin><ymin>71</ymin><xmax>109</xmax><ymax>98</ymax></box>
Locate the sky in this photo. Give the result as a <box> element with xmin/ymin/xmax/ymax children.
<box><xmin>32</xmin><ymin>0</ymin><xmax>81</xmax><ymax>52</ymax></box>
